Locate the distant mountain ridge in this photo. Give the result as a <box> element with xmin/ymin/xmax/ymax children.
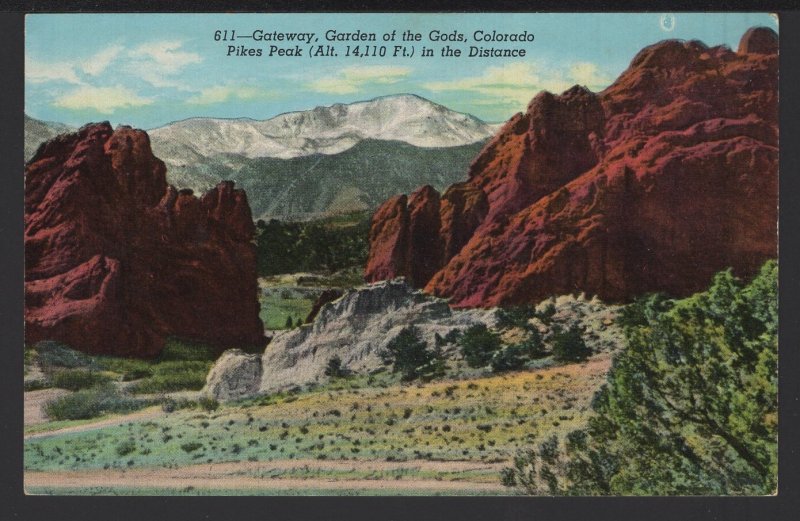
<box><xmin>148</xmin><ymin>94</ymin><xmax>499</xmax><ymax>162</ymax></box>
<box><xmin>24</xmin><ymin>115</ymin><xmax>73</xmax><ymax>161</ymax></box>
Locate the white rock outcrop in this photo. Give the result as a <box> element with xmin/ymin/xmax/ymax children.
<box><xmin>206</xmin><ymin>279</ymin><xmax>498</xmax><ymax>399</ymax></box>
<box><xmin>203</xmin><ymin>349</ymin><xmax>262</xmax><ymax>401</ymax></box>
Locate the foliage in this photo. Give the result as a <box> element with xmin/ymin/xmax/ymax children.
<box><xmin>490</xmin><ymin>345</ymin><xmax>527</xmax><ymax>372</ymax></box>
<box><xmin>382</xmin><ymin>326</ymin><xmax>445</xmax><ymax>382</ymax></box>
<box><xmin>115</xmin><ymin>439</ymin><xmax>137</xmax><ymax>456</ymax></box>
<box><xmin>551</xmin><ymin>325</ymin><xmax>592</xmax><ymax>363</ymax></box>
<box><xmin>198</xmin><ymin>395</ymin><xmax>219</xmax><ymax>412</ymax></box>
<box><xmin>458</xmin><ymin>324</ymin><xmax>502</xmax><ymax>368</ymax></box>
<box><xmin>503</xmin><ymin>261</ymin><xmax>778</xmax><ymax>495</ymax></box>
<box><xmin>157</xmin><ymin>338</ymin><xmax>218</xmax><ymax>362</ymax></box>
<box><xmin>255</xmin><ymin>213</ymin><xmax>370</xmax><ymax>276</ymax></box>
<box><xmin>50</xmin><ymin>369</ymin><xmax>113</xmax><ymax>391</ymax></box>
<box><xmin>496</xmin><ymin>305</ymin><xmax>537</xmax><ymax>330</ymax></box>
<box><xmin>43</xmin><ymin>384</ymin><xmax>145</xmax><ymax>421</ymax></box>
<box><xmin>95</xmin><ymin>357</ymin><xmax>153</xmax><ymax>381</ymax></box>
<box><xmin>33</xmin><ymin>341</ymin><xmax>97</xmax><ymax>370</ymax></box>
<box><xmin>127</xmin><ymin>361</ymin><xmax>212</xmax><ymax>394</ymax></box>
<box><xmin>324</xmin><ymin>355</ymin><xmax>349</xmax><ymax>378</ymax></box>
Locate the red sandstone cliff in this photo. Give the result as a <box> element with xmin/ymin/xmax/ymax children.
<box><xmin>25</xmin><ymin>123</ymin><xmax>265</xmax><ymax>357</ymax></box>
<box><xmin>366</xmin><ymin>27</ymin><xmax>778</xmax><ymax>307</ymax></box>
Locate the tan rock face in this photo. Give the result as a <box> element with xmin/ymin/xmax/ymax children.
<box><xmin>368</xmin><ymin>28</ymin><xmax>778</xmax><ymax>308</ymax></box>
<box><xmin>25</xmin><ymin>123</ymin><xmax>265</xmax><ymax>357</ymax></box>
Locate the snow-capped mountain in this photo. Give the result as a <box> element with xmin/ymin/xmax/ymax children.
<box><xmin>148</xmin><ymin>94</ymin><xmax>499</xmax><ymax>165</ymax></box>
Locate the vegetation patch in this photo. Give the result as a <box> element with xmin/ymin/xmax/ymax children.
<box><xmin>502</xmin><ymin>261</ymin><xmax>778</xmax><ymax>495</ymax></box>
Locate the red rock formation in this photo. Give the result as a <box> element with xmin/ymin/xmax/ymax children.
<box><xmin>25</xmin><ymin>123</ymin><xmax>265</xmax><ymax>357</ymax></box>
<box><xmin>365</xmin><ymin>194</ymin><xmax>409</xmax><ymax>284</ymax></box>
<box><xmin>368</xmin><ymin>27</ymin><xmax>778</xmax><ymax>308</ymax></box>
<box><xmin>364</xmin><ymin>186</ymin><xmax>445</xmax><ymax>287</ymax></box>
<box><xmin>439</xmin><ymin>182</ymin><xmax>488</xmax><ymax>260</ymax></box>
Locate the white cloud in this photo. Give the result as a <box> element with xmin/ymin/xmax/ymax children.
<box><xmin>423</xmin><ymin>61</ymin><xmax>612</xmax><ymax>110</ymax></box>
<box><xmin>127</xmin><ymin>40</ymin><xmax>202</xmax><ymax>89</ymax></box>
<box><xmin>568</xmin><ymin>62</ymin><xmax>612</xmax><ymax>90</ymax></box>
<box><xmin>309</xmin><ymin>65</ymin><xmax>412</xmax><ymax>94</ymax></box>
<box><xmin>80</xmin><ymin>45</ymin><xmax>124</xmax><ymax>76</ymax></box>
<box><xmin>26</xmin><ymin>57</ymin><xmax>83</xmax><ymax>85</ymax></box>
<box><xmin>129</xmin><ymin>40</ymin><xmax>202</xmax><ymax>74</ymax></box>
<box><xmin>186</xmin><ymin>85</ymin><xmax>277</xmax><ymax>105</ymax></box>
<box><xmin>53</xmin><ymin>85</ymin><xmax>153</xmax><ymax>113</ymax></box>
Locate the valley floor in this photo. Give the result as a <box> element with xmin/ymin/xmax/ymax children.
<box><xmin>24</xmin><ymin>354</ymin><xmax>611</xmax><ymax>496</ymax></box>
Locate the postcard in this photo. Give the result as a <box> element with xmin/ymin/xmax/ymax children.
<box><xmin>23</xmin><ymin>12</ymin><xmax>778</xmax><ymax>496</ymax></box>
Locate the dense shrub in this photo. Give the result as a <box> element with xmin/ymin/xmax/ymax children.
<box><xmin>198</xmin><ymin>395</ymin><xmax>219</xmax><ymax>412</ymax></box>
<box><xmin>157</xmin><ymin>339</ymin><xmax>218</xmax><ymax>362</ymax></box>
<box><xmin>127</xmin><ymin>361</ymin><xmax>212</xmax><ymax>394</ymax></box>
<box><xmin>95</xmin><ymin>357</ymin><xmax>154</xmax><ymax>381</ymax></box>
<box><xmin>115</xmin><ymin>439</ymin><xmax>137</xmax><ymax>456</ymax></box>
<box><xmin>458</xmin><ymin>324</ymin><xmax>502</xmax><ymax>368</ymax></box>
<box><xmin>50</xmin><ymin>369</ymin><xmax>113</xmax><ymax>391</ymax></box>
<box><xmin>382</xmin><ymin>326</ymin><xmax>445</xmax><ymax>382</ymax></box>
<box><xmin>490</xmin><ymin>345</ymin><xmax>527</xmax><ymax>372</ymax></box>
<box><xmin>34</xmin><ymin>341</ymin><xmax>96</xmax><ymax>370</ymax></box>
<box><xmin>324</xmin><ymin>355</ymin><xmax>349</xmax><ymax>378</ymax></box>
<box><xmin>43</xmin><ymin>384</ymin><xmax>144</xmax><ymax>421</ymax></box>
<box><xmin>551</xmin><ymin>325</ymin><xmax>591</xmax><ymax>363</ymax></box>
<box><xmin>503</xmin><ymin>261</ymin><xmax>778</xmax><ymax>495</ymax></box>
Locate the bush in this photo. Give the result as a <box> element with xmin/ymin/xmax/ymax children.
<box><xmin>24</xmin><ymin>379</ymin><xmax>49</xmax><ymax>392</ymax></box>
<box><xmin>198</xmin><ymin>395</ymin><xmax>219</xmax><ymax>412</ymax></box>
<box><xmin>34</xmin><ymin>341</ymin><xmax>96</xmax><ymax>370</ymax></box>
<box><xmin>181</xmin><ymin>442</ymin><xmax>203</xmax><ymax>453</ymax></box>
<box><xmin>505</xmin><ymin>261</ymin><xmax>779</xmax><ymax>495</ymax></box>
<box><xmin>536</xmin><ymin>302</ymin><xmax>557</xmax><ymax>324</ymax></box>
<box><xmin>116</xmin><ymin>439</ymin><xmax>137</xmax><ymax>456</ymax></box>
<box><xmin>324</xmin><ymin>355</ymin><xmax>349</xmax><ymax>378</ymax></box>
<box><xmin>458</xmin><ymin>324</ymin><xmax>502</xmax><ymax>368</ymax></box>
<box><xmin>157</xmin><ymin>339</ymin><xmax>217</xmax><ymax>362</ymax></box>
<box><xmin>490</xmin><ymin>345</ymin><xmax>527</xmax><ymax>372</ymax></box>
<box><xmin>95</xmin><ymin>357</ymin><xmax>154</xmax><ymax>381</ymax></box>
<box><xmin>551</xmin><ymin>325</ymin><xmax>591</xmax><ymax>363</ymax></box>
<box><xmin>50</xmin><ymin>369</ymin><xmax>113</xmax><ymax>391</ymax></box>
<box><xmin>382</xmin><ymin>326</ymin><xmax>445</xmax><ymax>382</ymax></box>
<box><xmin>497</xmin><ymin>305</ymin><xmax>537</xmax><ymax>330</ymax></box>
<box><xmin>43</xmin><ymin>384</ymin><xmax>144</xmax><ymax>421</ymax></box>
<box><xmin>127</xmin><ymin>361</ymin><xmax>211</xmax><ymax>394</ymax></box>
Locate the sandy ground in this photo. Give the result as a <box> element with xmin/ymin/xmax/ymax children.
<box><xmin>25</xmin><ymin>458</ymin><xmax>508</xmax><ymax>494</ymax></box>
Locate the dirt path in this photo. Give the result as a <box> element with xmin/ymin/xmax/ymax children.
<box><xmin>25</xmin><ymin>458</ymin><xmax>508</xmax><ymax>494</ymax></box>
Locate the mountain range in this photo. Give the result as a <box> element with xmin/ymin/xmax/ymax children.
<box><xmin>25</xmin><ymin>95</ymin><xmax>499</xmax><ymax>220</ymax></box>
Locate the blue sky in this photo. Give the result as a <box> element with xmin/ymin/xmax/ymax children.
<box><xmin>25</xmin><ymin>13</ymin><xmax>777</xmax><ymax>128</ymax></box>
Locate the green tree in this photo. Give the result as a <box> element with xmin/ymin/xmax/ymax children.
<box><xmin>504</xmin><ymin>261</ymin><xmax>778</xmax><ymax>495</ymax></box>
<box><xmin>459</xmin><ymin>324</ymin><xmax>502</xmax><ymax>368</ymax></box>
<box><xmin>551</xmin><ymin>325</ymin><xmax>591</xmax><ymax>363</ymax></box>
<box><xmin>285</xmin><ymin>316</ymin><xmax>293</xmax><ymax>329</ymax></box>
<box><xmin>324</xmin><ymin>355</ymin><xmax>348</xmax><ymax>378</ymax></box>
<box><xmin>382</xmin><ymin>326</ymin><xmax>444</xmax><ymax>382</ymax></box>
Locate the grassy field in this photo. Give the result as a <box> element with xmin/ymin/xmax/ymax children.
<box><xmin>259</xmin><ymin>294</ymin><xmax>315</xmax><ymax>330</ymax></box>
<box><xmin>24</xmin><ymin>355</ymin><xmax>611</xmax><ymax>495</ymax></box>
